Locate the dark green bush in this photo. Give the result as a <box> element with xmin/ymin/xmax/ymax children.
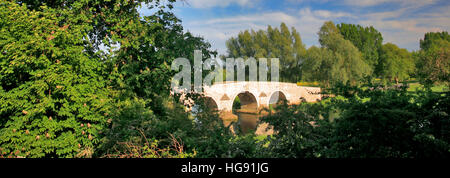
<box><xmin>261</xmin><ymin>82</ymin><xmax>449</xmax><ymax>158</ymax></box>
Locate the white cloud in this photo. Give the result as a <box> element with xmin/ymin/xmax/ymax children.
<box><xmin>185</xmin><ymin>12</ymin><xmax>297</xmax><ymax>54</ymax></box>
<box><xmin>184</xmin><ymin>8</ymin><xmax>354</xmax><ymax>54</ymax></box>
<box><xmin>182</xmin><ymin>0</ymin><xmax>256</xmax><ymax>8</ymax></box>
<box><xmin>355</xmin><ymin>0</ymin><xmax>449</xmax><ymax>50</ymax></box>
<box><xmin>358</xmin><ymin>18</ymin><xmax>443</xmax><ymax>48</ymax></box>
<box><xmin>342</xmin><ymin>0</ymin><xmax>437</xmax><ymax>7</ymax></box>
<box><xmin>313</xmin><ymin>10</ymin><xmax>354</xmax><ymax>19</ymax></box>
<box><xmin>199</xmin><ymin>12</ymin><xmax>298</xmax><ymax>26</ymax></box>
<box><xmin>342</xmin><ymin>0</ymin><xmax>393</xmax><ymax>7</ymax></box>
<box><xmin>178</xmin><ymin>0</ymin><xmax>449</xmax><ymax>54</ymax></box>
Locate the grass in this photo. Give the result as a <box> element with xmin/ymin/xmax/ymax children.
<box><xmin>371</xmin><ymin>78</ymin><xmax>447</xmax><ymax>93</ymax></box>
<box><xmin>254</xmin><ymin>135</ymin><xmax>267</xmax><ymax>141</ymax></box>
<box><xmin>297</xmin><ymin>81</ymin><xmax>320</xmax><ymax>87</ymax></box>
<box><xmin>407</xmin><ymin>82</ymin><xmax>448</xmax><ymax>92</ymax></box>
<box><xmin>254</xmin><ymin>135</ymin><xmax>271</xmax><ymax>147</ymax></box>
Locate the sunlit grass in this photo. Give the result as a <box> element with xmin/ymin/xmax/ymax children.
<box><xmin>407</xmin><ymin>82</ymin><xmax>448</xmax><ymax>92</ymax></box>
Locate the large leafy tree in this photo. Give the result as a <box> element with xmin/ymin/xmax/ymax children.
<box><xmin>0</xmin><ymin>0</ymin><xmax>216</xmax><ymax>157</ymax></box>
<box><xmin>98</xmin><ymin>8</ymin><xmax>218</xmax><ymax>157</ymax></box>
<box><xmin>0</xmin><ymin>0</ymin><xmax>115</xmax><ymax>157</ymax></box>
<box><xmin>379</xmin><ymin>43</ymin><xmax>415</xmax><ymax>83</ymax></box>
<box><xmin>420</xmin><ymin>31</ymin><xmax>450</xmax><ymax>51</ymax></box>
<box><xmin>111</xmin><ymin>8</ymin><xmax>216</xmax><ymax>116</ymax></box>
<box><xmin>416</xmin><ymin>32</ymin><xmax>450</xmax><ymax>86</ymax></box>
<box><xmin>301</xmin><ymin>46</ymin><xmax>334</xmax><ymax>85</ymax></box>
<box><xmin>337</xmin><ymin>23</ymin><xmax>383</xmax><ymax>76</ymax></box>
<box><xmin>302</xmin><ymin>21</ymin><xmax>371</xmax><ymax>86</ymax></box>
<box><xmin>226</xmin><ymin>23</ymin><xmax>306</xmax><ymax>82</ymax></box>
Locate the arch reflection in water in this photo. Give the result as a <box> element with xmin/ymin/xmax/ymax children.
<box><xmin>232</xmin><ymin>91</ymin><xmax>260</xmax><ymax>134</ymax></box>
<box><xmin>269</xmin><ymin>91</ymin><xmax>287</xmax><ymax>108</ymax></box>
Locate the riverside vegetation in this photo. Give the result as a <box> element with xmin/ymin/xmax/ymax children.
<box><xmin>0</xmin><ymin>0</ymin><xmax>448</xmax><ymax>158</ymax></box>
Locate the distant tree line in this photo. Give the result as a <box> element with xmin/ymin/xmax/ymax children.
<box><xmin>225</xmin><ymin>22</ymin><xmax>449</xmax><ymax>87</ymax></box>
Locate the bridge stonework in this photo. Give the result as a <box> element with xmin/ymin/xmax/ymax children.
<box><xmin>202</xmin><ymin>81</ymin><xmax>321</xmax><ymax>112</ymax></box>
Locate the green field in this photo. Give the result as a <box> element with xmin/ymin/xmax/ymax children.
<box><xmin>407</xmin><ymin>82</ymin><xmax>448</xmax><ymax>92</ymax></box>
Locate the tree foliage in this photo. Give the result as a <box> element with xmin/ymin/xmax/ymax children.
<box><xmin>226</xmin><ymin>23</ymin><xmax>306</xmax><ymax>82</ymax></box>
<box><xmin>261</xmin><ymin>83</ymin><xmax>450</xmax><ymax>158</ymax></box>
<box><xmin>416</xmin><ymin>32</ymin><xmax>450</xmax><ymax>86</ymax></box>
<box><xmin>420</xmin><ymin>31</ymin><xmax>450</xmax><ymax>51</ymax></box>
<box><xmin>301</xmin><ymin>46</ymin><xmax>333</xmax><ymax>85</ymax></box>
<box><xmin>0</xmin><ymin>0</ymin><xmax>114</xmax><ymax>157</ymax></box>
<box><xmin>379</xmin><ymin>43</ymin><xmax>415</xmax><ymax>83</ymax></box>
<box><xmin>1</xmin><ymin>0</ymin><xmax>448</xmax><ymax>159</ymax></box>
<box><xmin>302</xmin><ymin>21</ymin><xmax>372</xmax><ymax>86</ymax></box>
<box><xmin>337</xmin><ymin>23</ymin><xmax>383</xmax><ymax>75</ymax></box>
<box><xmin>0</xmin><ymin>0</ymin><xmax>217</xmax><ymax>158</ymax></box>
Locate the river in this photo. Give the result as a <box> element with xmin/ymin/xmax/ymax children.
<box><xmin>224</xmin><ymin>110</ymin><xmax>273</xmax><ymax>135</ymax></box>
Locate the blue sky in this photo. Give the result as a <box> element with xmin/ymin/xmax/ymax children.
<box><xmin>140</xmin><ymin>0</ymin><xmax>450</xmax><ymax>55</ymax></box>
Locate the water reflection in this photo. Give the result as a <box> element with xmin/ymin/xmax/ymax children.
<box><xmin>228</xmin><ymin>111</ymin><xmax>273</xmax><ymax>135</ymax></box>
<box><xmin>235</xmin><ymin>112</ymin><xmax>260</xmax><ymax>134</ymax></box>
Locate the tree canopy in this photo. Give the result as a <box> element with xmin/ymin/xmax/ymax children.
<box><xmin>379</xmin><ymin>43</ymin><xmax>415</xmax><ymax>83</ymax></box>
<box><xmin>337</xmin><ymin>23</ymin><xmax>383</xmax><ymax>76</ymax></box>
<box><xmin>0</xmin><ymin>0</ymin><xmax>114</xmax><ymax>157</ymax></box>
<box><xmin>226</xmin><ymin>23</ymin><xmax>306</xmax><ymax>82</ymax></box>
<box><xmin>0</xmin><ymin>0</ymin><xmax>216</xmax><ymax>157</ymax></box>
<box><xmin>420</xmin><ymin>31</ymin><xmax>450</xmax><ymax>51</ymax></box>
<box><xmin>416</xmin><ymin>33</ymin><xmax>450</xmax><ymax>86</ymax></box>
<box><xmin>302</xmin><ymin>21</ymin><xmax>372</xmax><ymax>86</ymax></box>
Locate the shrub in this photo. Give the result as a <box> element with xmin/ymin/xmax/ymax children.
<box><xmin>0</xmin><ymin>2</ymin><xmax>113</xmax><ymax>158</ymax></box>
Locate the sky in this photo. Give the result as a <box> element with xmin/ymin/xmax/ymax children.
<box><xmin>140</xmin><ymin>0</ymin><xmax>450</xmax><ymax>55</ymax></box>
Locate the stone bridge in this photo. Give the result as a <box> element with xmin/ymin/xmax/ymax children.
<box><xmin>202</xmin><ymin>81</ymin><xmax>321</xmax><ymax>112</ymax></box>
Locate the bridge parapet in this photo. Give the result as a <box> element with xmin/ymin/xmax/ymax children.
<box><xmin>202</xmin><ymin>81</ymin><xmax>321</xmax><ymax>112</ymax></box>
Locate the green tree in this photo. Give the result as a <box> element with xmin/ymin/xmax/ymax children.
<box><xmin>326</xmin><ymin>83</ymin><xmax>450</xmax><ymax>158</ymax></box>
<box><xmin>301</xmin><ymin>46</ymin><xmax>334</xmax><ymax>85</ymax></box>
<box><xmin>379</xmin><ymin>43</ymin><xmax>415</xmax><ymax>83</ymax></box>
<box><xmin>112</xmin><ymin>9</ymin><xmax>216</xmax><ymax>116</ymax></box>
<box><xmin>302</xmin><ymin>21</ymin><xmax>372</xmax><ymax>86</ymax></box>
<box><xmin>94</xmin><ymin>2</ymin><xmax>218</xmax><ymax>156</ymax></box>
<box><xmin>337</xmin><ymin>23</ymin><xmax>383</xmax><ymax>75</ymax></box>
<box><xmin>0</xmin><ymin>0</ymin><xmax>219</xmax><ymax>158</ymax></box>
<box><xmin>0</xmin><ymin>0</ymin><xmax>114</xmax><ymax>157</ymax></box>
<box><xmin>262</xmin><ymin>82</ymin><xmax>450</xmax><ymax>158</ymax></box>
<box><xmin>420</xmin><ymin>31</ymin><xmax>450</xmax><ymax>51</ymax></box>
<box><xmin>416</xmin><ymin>32</ymin><xmax>450</xmax><ymax>86</ymax></box>
<box><xmin>260</xmin><ymin>100</ymin><xmax>334</xmax><ymax>158</ymax></box>
<box><xmin>226</xmin><ymin>23</ymin><xmax>306</xmax><ymax>82</ymax></box>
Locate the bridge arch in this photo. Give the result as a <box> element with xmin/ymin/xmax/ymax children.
<box><xmin>200</xmin><ymin>81</ymin><xmax>321</xmax><ymax>112</ymax></box>
<box><xmin>203</xmin><ymin>96</ymin><xmax>218</xmax><ymax>111</ymax></box>
<box><xmin>231</xmin><ymin>91</ymin><xmax>259</xmax><ymax>113</ymax></box>
<box><xmin>268</xmin><ymin>91</ymin><xmax>288</xmax><ymax>107</ymax></box>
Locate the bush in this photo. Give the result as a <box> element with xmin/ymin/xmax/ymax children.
<box><xmin>0</xmin><ymin>2</ymin><xmax>113</xmax><ymax>158</ymax></box>
<box><xmin>261</xmin><ymin>82</ymin><xmax>450</xmax><ymax>158</ymax></box>
<box><xmin>260</xmin><ymin>99</ymin><xmax>335</xmax><ymax>158</ymax></box>
<box><xmin>102</xmin><ymin>133</ymin><xmax>195</xmax><ymax>158</ymax></box>
<box><xmin>326</xmin><ymin>85</ymin><xmax>449</xmax><ymax>158</ymax></box>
